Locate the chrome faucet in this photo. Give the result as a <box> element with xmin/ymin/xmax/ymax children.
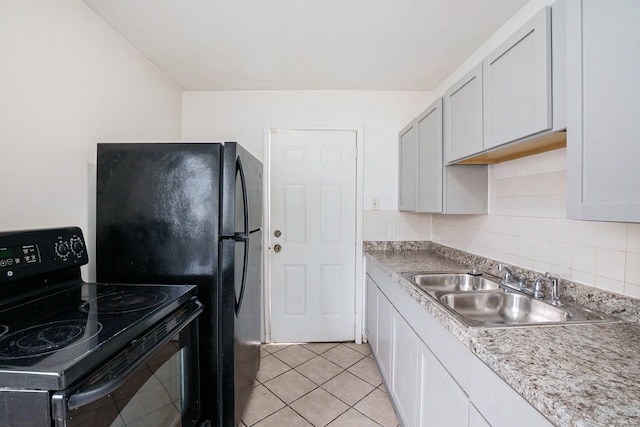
<box><xmin>499</xmin><ymin>264</ymin><xmax>547</xmax><ymax>298</ymax></box>
<box><xmin>498</xmin><ymin>264</ymin><xmax>525</xmax><ymax>288</ymax></box>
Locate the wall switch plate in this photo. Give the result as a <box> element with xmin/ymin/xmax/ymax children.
<box><xmin>387</xmin><ymin>227</ymin><xmax>396</xmax><ymax>240</ymax></box>
<box><xmin>371</xmin><ymin>197</ymin><xmax>379</xmax><ymax>210</ymax></box>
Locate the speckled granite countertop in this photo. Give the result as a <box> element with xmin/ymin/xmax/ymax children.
<box><xmin>366</xmin><ymin>249</ymin><xmax>640</xmax><ymax>427</ymax></box>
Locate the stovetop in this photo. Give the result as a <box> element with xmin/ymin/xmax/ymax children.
<box><xmin>0</xmin><ymin>226</ymin><xmax>200</xmax><ymax>390</ymax></box>
<box><xmin>0</xmin><ymin>280</ymin><xmax>197</xmax><ymax>390</ymax></box>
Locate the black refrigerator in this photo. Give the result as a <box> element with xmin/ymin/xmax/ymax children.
<box><xmin>95</xmin><ymin>142</ymin><xmax>262</xmax><ymax>427</ymax></box>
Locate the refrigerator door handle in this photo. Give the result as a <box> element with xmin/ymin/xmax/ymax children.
<box><xmin>234</xmin><ymin>156</ymin><xmax>250</xmax><ymax>315</ymax></box>
<box><xmin>235</xmin><ymin>237</ymin><xmax>249</xmax><ymax>316</ymax></box>
<box><xmin>236</xmin><ymin>157</ymin><xmax>249</xmax><ymax>236</ymax></box>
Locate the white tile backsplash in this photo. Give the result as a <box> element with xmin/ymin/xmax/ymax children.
<box><xmin>552</xmin><ymin>218</ymin><xmax>572</xmax><ymax>243</ymax></box>
<box><xmin>363</xmin><ymin>210</ymin><xmax>430</xmax><ymax>241</ymax></box>
<box><xmin>572</xmin><ymin>245</ymin><xmax>597</xmax><ymax>275</ymax></box>
<box><xmin>597</xmin><ymin>223</ymin><xmax>628</xmax><ymax>252</ymax></box>
<box><xmin>596</xmin><ymin>249</ymin><xmax>626</xmax><ymax>282</ymax></box>
<box><xmin>535</xmin><ymin>150</ymin><xmax>556</xmax><ymax>173</ymax></box>
<box><xmin>573</xmin><ymin>221</ymin><xmax>598</xmax><ymax>247</ymax></box>
<box><xmin>627</xmin><ymin>224</ymin><xmax>640</xmax><ymax>254</ymax></box>
<box><xmin>551</xmin><ymin>241</ymin><xmax>572</xmax><ymax>270</ymax></box>
<box><xmin>534</xmin><ymin>218</ymin><xmax>553</xmax><ymax>241</ymax></box>
<box><xmin>432</xmin><ymin>148</ymin><xmax>640</xmax><ymax>299</ymax></box>
<box><xmin>626</xmin><ymin>253</ymin><xmax>640</xmax><ymax>286</ymax></box>
<box><xmin>595</xmin><ymin>276</ymin><xmax>625</xmax><ymax>295</ymax></box>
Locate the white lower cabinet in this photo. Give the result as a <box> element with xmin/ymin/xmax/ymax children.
<box><xmin>365</xmin><ymin>262</ymin><xmax>553</xmax><ymax>427</ymax></box>
<box><xmin>365</xmin><ymin>276</ymin><xmax>378</xmax><ymax>352</ymax></box>
<box><xmin>376</xmin><ymin>286</ymin><xmax>393</xmax><ymax>383</ymax></box>
<box><xmin>419</xmin><ymin>342</ymin><xmax>469</xmax><ymax>427</ymax></box>
<box><xmin>468</xmin><ymin>404</ymin><xmax>491</xmax><ymax>427</ymax></box>
<box><xmin>467</xmin><ymin>355</ymin><xmax>551</xmax><ymax>427</ymax></box>
<box><xmin>392</xmin><ymin>311</ymin><xmax>420</xmax><ymax>426</ymax></box>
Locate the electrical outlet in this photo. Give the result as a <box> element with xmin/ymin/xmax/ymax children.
<box><xmin>387</xmin><ymin>227</ymin><xmax>396</xmax><ymax>240</ymax></box>
<box><xmin>371</xmin><ymin>197</ymin><xmax>379</xmax><ymax>210</ymax></box>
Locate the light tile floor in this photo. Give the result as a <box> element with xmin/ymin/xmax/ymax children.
<box><xmin>240</xmin><ymin>342</ymin><xmax>400</xmax><ymax>427</ymax></box>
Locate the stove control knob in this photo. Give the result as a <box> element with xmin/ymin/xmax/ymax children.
<box><xmin>55</xmin><ymin>241</ymin><xmax>70</xmax><ymax>259</ymax></box>
<box><xmin>70</xmin><ymin>237</ymin><xmax>85</xmax><ymax>257</ymax></box>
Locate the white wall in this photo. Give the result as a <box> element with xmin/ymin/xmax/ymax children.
<box><xmin>182</xmin><ymin>90</ymin><xmax>432</xmax><ymax>239</ymax></box>
<box><xmin>0</xmin><ymin>0</ymin><xmax>182</xmax><ymax>279</ymax></box>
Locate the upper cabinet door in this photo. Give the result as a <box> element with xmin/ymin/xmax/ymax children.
<box><xmin>416</xmin><ymin>98</ymin><xmax>443</xmax><ymax>213</ymax></box>
<box><xmin>398</xmin><ymin>122</ymin><xmax>418</xmax><ymax>211</ymax></box>
<box><xmin>444</xmin><ymin>64</ymin><xmax>483</xmax><ymax>162</ymax></box>
<box><xmin>483</xmin><ymin>7</ymin><xmax>552</xmax><ymax>150</ymax></box>
<box><xmin>566</xmin><ymin>0</ymin><xmax>640</xmax><ymax>222</ymax></box>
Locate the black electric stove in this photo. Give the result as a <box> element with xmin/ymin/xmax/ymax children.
<box><xmin>0</xmin><ymin>227</ymin><xmax>202</xmax><ymax>427</ymax></box>
<box><xmin>0</xmin><ymin>281</ymin><xmax>196</xmax><ymax>390</ymax></box>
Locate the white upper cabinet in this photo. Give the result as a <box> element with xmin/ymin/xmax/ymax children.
<box><xmin>399</xmin><ymin>98</ymin><xmax>488</xmax><ymax>214</ymax></box>
<box><xmin>566</xmin><ymin>0</ymin><xmax>640</xmax><ymax>222</ymax></box>
<box><xmin>483</xmin><ymin>7</ymin><xmax>552</xmax><ymax>150</ymax></box>
<box><xmin>444</xmin><ymin>64</ymin><xmax>484</xmax><ymax>162</ymax></box>
<box><xmin>442</xmin><ymin>1</ymin><xmax>567</xmax><ymax>165</ymax></box>
<box><xmin>398</xmin><ymin>122</ymin><xmax>418</xmax><ymax>211</ymax></box>
<box><xmin>415</xmin><ymin>99</ymin><xmax>444</xmax><ymax>213</ymax></box>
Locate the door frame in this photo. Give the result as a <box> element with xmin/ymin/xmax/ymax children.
<box><xmin>263</xmin><ymin>123</ymin><xmax>364</xmax><ymax>344</ymax></box>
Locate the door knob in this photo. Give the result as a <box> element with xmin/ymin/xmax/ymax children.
<box><xmin>274</xmin><ymin>244</ymin><xmax>282</xmax><ymax>253</ymax></box>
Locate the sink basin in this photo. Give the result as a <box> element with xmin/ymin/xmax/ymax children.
<box><xmin>402</xmin><ymin>271</ymin><xmax>620</xmax><ymax>327</ymax></box>
<box><xmin>439</xmin><ymin>291</ymin><xmax>571</xmax><ymax>326</ymax></box>
<box><xmin>435</xmin><ymin>290</ymin><xmax>618</xmax><ymax>327</ymax></box>
<box><xmin>402</xmin><ymin>272</ymin><xmax>501</xmax><ymax>293</ymax></box>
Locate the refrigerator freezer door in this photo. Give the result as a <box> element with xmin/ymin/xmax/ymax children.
<box><xmin>237</xmin><ymin>145</ymin><xmax>263</xmax><ymax>233</ymax></box>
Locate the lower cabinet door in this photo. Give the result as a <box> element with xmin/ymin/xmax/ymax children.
<box><xmin>365</xmin><ymin>275</ymin><xmax>378</xmax><ymax>352</ymax></box>
<box><xmin>391</xmin><ymin>311</ymin><xmax>419</xmax><ymax>426</ymax></box>
<box><xmin>469</xmin><ymin>403</ymin><xmax>491</xmax><ymax>427</ymax></box>
<box><xmin>377</xmin><ymin>291</ymin><xmax>393</xmax><ymax>382</ymax></box>
<box><xmin>419</xmin><ymin>342</ymin><xmax>469</xmax><ymax>427</ymax></box>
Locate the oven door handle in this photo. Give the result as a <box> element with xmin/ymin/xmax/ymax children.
<box><xmin>53</xmin><ymin>300</ymin><xmax>202</xmax><ymax>417</ymax></box>
<box><xmin>67</xmin><ymin>344</ymin><xmax>150</xmax><ymax>410</ymax></box>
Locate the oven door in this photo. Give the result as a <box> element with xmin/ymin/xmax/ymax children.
<box><xmin>52</xmin><ymin>300</ymin><xmax>202</xmax><ymax>427</ymax></box>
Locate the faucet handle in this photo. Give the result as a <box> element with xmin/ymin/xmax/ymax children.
<box><xmin>498</xmin><ymin>264</ymin><xmax>512</xmax><ymax>280</ymax></box>
<box><xmin>498</xmin><ymin>264</ymin><xmax>523</xmax><ymax>287</ymax></box>
<box><xmin>533</xmin><ymin>277</ymin><xmax>547</xmax><ymax>299</ymax></box>
<box><xmin>546</xmin><ymin>273</ymin><xmax>562</xmax><ymax>306</ymax></box>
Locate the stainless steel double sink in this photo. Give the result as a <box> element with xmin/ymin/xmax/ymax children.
<box><xmin>402</xmin><ymin>272</ymin><xmax>618</xmax><ymax>327</ymax></box>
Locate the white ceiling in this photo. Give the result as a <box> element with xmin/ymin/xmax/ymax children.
<box><xmin>83</xmin><ymin>0</ymin><xmax>529</xmax><ymax>91</ymax></box>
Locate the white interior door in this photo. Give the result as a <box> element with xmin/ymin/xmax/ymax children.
<box><xmin>269</xmin><ymin>128</ymin><xmax>357</xmax><ymax>342</ymax></box>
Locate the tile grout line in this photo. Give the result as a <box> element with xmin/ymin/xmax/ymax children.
<box><xmin>244</xmin><ymin>343</ymin><xmax>398</xmax><ymax>426</ymax></box>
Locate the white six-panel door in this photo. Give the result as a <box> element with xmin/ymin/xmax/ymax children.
<box><xmin>269</xmin><ymin>129</ymin><xmax>357</xmax><ymax>342</ymax></box>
